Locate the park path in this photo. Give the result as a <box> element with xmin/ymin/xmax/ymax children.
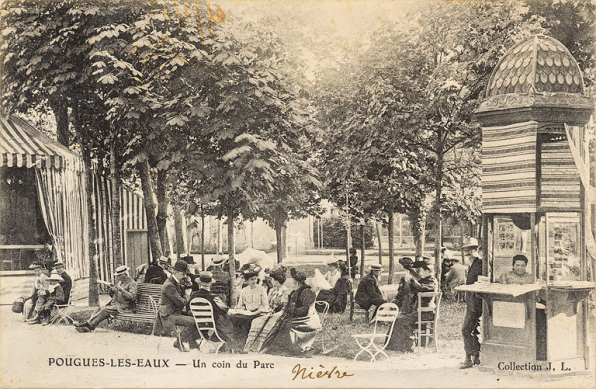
<box><xmin>0</xmin><ymin>307</ymin><xmax>593</xmax><ymax>388</ymax></box>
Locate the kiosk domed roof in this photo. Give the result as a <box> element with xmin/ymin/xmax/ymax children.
<box><xmin>486</xmin><ymin>35</ymin><xmax>584</xmax><ymax>97</ymax></box>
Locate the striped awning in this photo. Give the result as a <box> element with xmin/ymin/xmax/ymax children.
<box><xmin>0</xmin><ymin>115</ymin><xmax>84</xmax><ymax>171</ymax></box>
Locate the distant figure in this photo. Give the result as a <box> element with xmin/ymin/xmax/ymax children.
<box><xmin>207</xmin><ymin>255</ymin><xmax>231</xmax><ymax>304</ymax></box>
<box><xmin>355</xmin><ymin>264</ymin><xmax>386</xmax><ymax>316</ymax></box>
<box><xmin>497</xmin><ymin>254</ymin><xmax>533</xmax><ymax>285</ymax></box>
<box><xmin>52</xmin><ymin>261</ymin><xmax>72</xmax><ymax>304</ymax></box>
<box><xmin>323</xmin><ymin>260</ymin><xmax>341</xmax><ymax>288</ymax></box>
<box><xmin>445</xmin><ymin>257</ymin><xmax>466</xmax><ymax>300</ymax></box>
<box><xmin>316</xmin><ymin>264</ymin><xmax>350</xmax><ymax>314</ymax></box>
<box><xmin>144</xmin><ymin>259</ymin><xmax>167</xmax><ymax>285</ymax></box>
<box><xmin>349</xmin><ymin>248</ymin><xmax>359</xmax><ymax>279</ymax></box>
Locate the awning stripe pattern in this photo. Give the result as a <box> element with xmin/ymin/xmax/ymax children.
<box><xmin>0</xmin><ymin>115</ymin><xmax>83</xmax><ymax>171</ymax></box>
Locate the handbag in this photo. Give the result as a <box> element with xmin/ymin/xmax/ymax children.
<box><xmin>12</xmin><ymin>297</ymin><xmax>25</xmax><ymax>314</ymax></box>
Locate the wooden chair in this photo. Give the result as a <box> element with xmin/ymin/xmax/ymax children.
<box><xmin>352</xmin><ymin>303</ymin><xmax>399</xmax><ymax>362</ymax></box>
<box><xmin>50</xmin><ymin>283</ymin><xmax>76</xmax><ymax>325</ymax></box>
<box><xmin>188</xmin><ymin>297</ymin><xmax>230</xmax><ymax>354</ymax></box>
<box><xmin>415</xmin><ymin>291</ymin><xmax>442</xmax><ymax>353</ymax></box>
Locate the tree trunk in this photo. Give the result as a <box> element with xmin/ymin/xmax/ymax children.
<box><xmin>156</xmin><ymin>169</ymin><xmax>169</xmax><ymax>257</ymax></box>
<box><xmin>388</xmin><ymin>212</ymin><xmax>395</xmax><ymax>284</ymax></box>
<box><xmin>410</xmin><ymin>207</ymin><xmax>426</xmax><ymax>257</ymax></box>
<box><xmin>227</xmin><ymin>207</ymin><xmax>237</xmax><ymax>306</ymax></box>
<box><xmin>275</xmin><ymin>219</ymin><xmax>285</xmax><ymax>264</ymax></box>
<box><xmin>201</xmin><ymin>206</ymin><xmax>205</xmax><ymax>271</ymax></box>
<box><xmin>360</xmin><ymin>224</ymin><xmax>365</xmax><ymax>278</ymax></box>
<box><xmin>376</xmin><ymin>221</ymin><xmax>383</xmax><ymax>265</ymax></box>
<box><xmin>435</xmin><ymin>149</ymin><xmax>444</xmax><ymax>285</ymax></box>
<box><xmin>110</xmin><ymin>141</ymin><xmax>123</xmax><ymax>267</ymax></box>
<box><xmin>73</xmin><ymin>102</ymin><xmax>99</xmax><ymax>306</ymax></box>
<box><xmin>49</xmin><ymin>98</ymin><xmax>70</xmax><ymax>147</ymax></box>
<box><xmin>174</xmin><ymin>205</ymin><xmax>185</xmax><ymax>259</ymax></box>
<box><xmin>138</xmin><ymin>161</ymin><xmax>162</xmax><ymax>260</ymax></box>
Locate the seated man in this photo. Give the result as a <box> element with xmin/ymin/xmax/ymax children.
<box><xmin>75</xmin><ymin>266</ymin><xmax>137</xmax><ymax>332</ymax></box>
<box><xmin>32</xmin><ymin>273</ymin><xmax>65</xmax><ymax>326</ymax></box>
<box><xmin>152</xmin><ymin>260</ymin><xmax>195</xmax><ymax>352</ymax></box>
<box><xmin>52</xmin><ymin>261</ymin><xmax>72</xmax><ymax>305</ymax></box>
<box><xmin>445</xmin><ymin>257</ymin><xmax>466</xmax><ymax>299</ymax></box>
<box><xmin>387</xmin><ymin>261</ymin><xmax>438</xmax><ymax>352</ymax></box>
<box><xmin>25</xmin><ymin>263</ymin><xmax>50</xmax><ymax>323</ymax></box>
<box><xmin>497</xmin><ymin>254</ymin><xmax>533</xmax><ymax>285</ymax></box>
<box><xmin>189</xmin><ymin>271</ymin><xmax>243</xmax><ymax>352</ymax></box>
<box><xmin>355</xmin><ymin>264</ymin><xmax>386</xmax><ymax>316</ymax></box>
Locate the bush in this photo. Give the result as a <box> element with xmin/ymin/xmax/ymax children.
<box><xmin>314</xmin><ymin>217</ymin><xmax>375</xmax><ymax>249</ymax></box>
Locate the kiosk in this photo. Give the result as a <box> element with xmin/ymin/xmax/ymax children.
<box><xmin>458</xmin><ymin>35</ymin><xmax>595</xmax><ymax>373</ymax></box>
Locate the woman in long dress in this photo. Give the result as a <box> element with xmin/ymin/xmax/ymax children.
<box><xmin>316</xmin><ymin>264</ymin><xmax>350</xmax><ymax>314</ymax></box>
<box><xmin>244</xmin><ymin>269</ymin><xmax>290</xmax><ymax>353</ymax></box>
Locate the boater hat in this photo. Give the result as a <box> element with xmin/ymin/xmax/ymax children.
<box><xmin>462</xmin><ymin>237</ymin><xmax>479</xmax><ymax>250</ymax></box>
<box><xmin>370</xmin><ymin>264</ymin><xmax>382</xmax><ymax>271</ymax></box>
<box><xmin>52</xmin><ymin>261</ymin><xmax>65</xmax><ymax>269</ymax></box>
<box><xmin>211</xmin><ymin>255</ymin><xmax>228</xmax><ymax>266</ymax></box>
<box><xmin>199</xmin><ymin>271</ymin><xmax>213</xmax><ymax>283</ymax></box>
<box><xmin>114</xmin><ymin>266</ymin><xmax>129</xmax><ymax>275</ymax></box>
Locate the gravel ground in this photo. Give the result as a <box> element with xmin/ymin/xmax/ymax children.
<box><xmin>1</xmin><ymin>306</ymin><xmax>593</xmax><ymax>389</ymax></box>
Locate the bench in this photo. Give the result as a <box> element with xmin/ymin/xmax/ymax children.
<box><xmin>111</xmin><ymin>284</ymin><xmax>162</xmax><ymax>334</ymax></box>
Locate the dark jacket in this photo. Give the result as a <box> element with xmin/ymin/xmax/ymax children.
<box><xmin>465</xmin><ymin>256</ymin><xmax>483</xmax><ymax>313</ymax></box>
<box><xmin>355</xmin><ymin>273</ymin><xmax>385</xmax><ymax>310</ymax></box>
<box><xmin>58</xmin><ymin>272</ymin><xmax>72</xmax><ymax>305</ymax></box>
<box><xmin>316</xmin><ymin>277</ymin><xmax>350</xmax><ymax>314</ymax></box>
<box><xmin>144</xmin><ymin>264</ymin><xmax>167</xmax><ymax>285</ymax></box>
<box><xmin>287</xmin><ymin>284</ymin><xmax>316</xmax><ymax>318</ymax></box>
<box><xmin>158</xmin><ymin>276</ymin><xmax>188</xmax><ymax>317</ymax></box>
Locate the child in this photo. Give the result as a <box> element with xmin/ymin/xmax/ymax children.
<box><xmin>30</xmin><ymin>273</ymin><xmax>64</xmax><ymax>326</ymax></box>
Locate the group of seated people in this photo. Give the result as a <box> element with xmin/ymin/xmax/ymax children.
<box><xmin>74</xmin><ymin>256</ymin><xmax>327</xmax><ymax>357</ymax></box>
<box><xmin>23</xmin><ymin>261</ymin><xmax>72</xmax><ymax>325</ymax></box>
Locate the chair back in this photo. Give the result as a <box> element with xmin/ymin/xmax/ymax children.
<box><xmin>315</xmin><ymin>301</ymin><xmax>330</xmax><ymax>326</ymax></box>
<box><xmin>371</xmin><ymin>302</ymin><xmax>399</xmax><ymax>345</ymax></box>
<box><xmin>188</xmin><ymin>297</ymin><xmax>226</xmax><ymax>343</ymax></box>
<box><xmin>417</xmin><ymin>291</ymin><xmax>441</xmax><ymax>320</ymax></box>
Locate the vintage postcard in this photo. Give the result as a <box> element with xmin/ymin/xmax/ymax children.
<box><xmin>0</xmin><ymin>0</ymin><xmax>594</xmax><ymax>388</ymax></box>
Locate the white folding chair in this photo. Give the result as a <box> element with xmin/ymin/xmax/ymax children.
<box><xmin>415</xmin><ymin>291</ymin><xmax>442</xmax><ymax>353</ymax></box>
<box><xmin>352</xmin><ymin>302</ymin><xmax>398</xmax><ymax>362</ymax></box>
<box><xmin>188</xmin><ymin>297</ymin><xmax>230</xmax><ymax>354</ymax></box>
<box><xmin>50</xmin><ymin>284</ymin><xmax>76</xmax><ymax>325</ymax></box>
<box><xmin>314</xmin><ymin>301</ymin><xmax>331</xmax><ymax>353</ymax></box>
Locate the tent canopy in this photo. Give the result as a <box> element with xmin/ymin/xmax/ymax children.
<box><xmin>0</xmin><ymin>115</ymin><xmax>83</xmax><ymax>171</ymax></box>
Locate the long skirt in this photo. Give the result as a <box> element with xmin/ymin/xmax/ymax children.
<box><xmin>244</xmin><ymin>311</ymin><xmax>285</xmax><ymax>353</ymax></box>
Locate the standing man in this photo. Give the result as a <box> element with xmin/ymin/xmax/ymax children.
<box><xmin>52</xmin><ymin>261</ymin><xmax>72</xmax><ymax>304</ymax></box>
<box><xmin>75</xmin><ymin>266</ymin><xmax>137</xmax><ymax>332</ymax></box>
<box><xmin>355</xmin><ymin>264</ymin><xmax>386</xmax><ymax>317</ymax></box>
<box><xmin>207</xmin><ymin>255</ymin><xmax>232</xmax><ymax>304</ymax></box>
<box><xmin>460</xmin><ymin>238</ymin><xmax>483</xmax><ymax>368</ymax></box>
<box><xmin>152</xmin><ymin>260</ymin><xmax>195</xmax><ymax>352</ymax></box>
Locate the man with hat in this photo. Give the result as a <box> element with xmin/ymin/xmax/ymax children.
<box><xmin>152</xmin><ymin>260</ymin><xmax>195</xmax><ymax>352</ymax></box>
<box><xmin>144</xmin><ymin>258</ymin><xmax>168</xmax><ymax>285</ymax></box>
<box><xmin>207</xmin><ymin>254</ymin><xmax>231</xmax><ymax>304</ymax></box>
<box><xmin>460</xmin><ymin>237</ymin><xmax>482</xmax><ymax>368</ymax></box>
<box><xmin>75</xmin><ymin>266</ymin><xmax>137</xmax><ymax>333</ymax></box>
<box><xmin>355</xmin><ymin>264</ymin><xmax>386</xmax><ymax>316</ymax></box>
<box><xmin>445</xmin><ymin>256</ymin><xmax>466</xmax><ymax>300</ymax></box>
<box><xmin>189</xmin><ymin>270</ymin><xmax>242</xmax><ymax>352</ymax></box>
<box><xmin>52</xmin><ymin>261</ymin><xmax>72</xmax><ymax>305</ymax></box>
<box><xmin>32</xmin><ymin>273</ymin><xmax>65</xmax><ymax>326</ymax></box>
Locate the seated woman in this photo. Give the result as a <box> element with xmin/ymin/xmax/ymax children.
<box><xmin>263</xmin><ymin>268</ymin><xmax>321</xmax><ymax>357</ymax></box>
<box><xmin>497</xmin><ymin>254</ymin><xmax>534</xmax><ymax>284</ymax></box>
<box><xmin>316</xmin><ymin>264</ymin><xmax>350</xmax><ymax>314</ymax></box>
<box><xmin>244</xmin><ymin>268</ymin><xmax>290</xmax><ymax>353</ymax></box>
<box><xmin>230</xmin><ymin>264</ymin><xmax>269</xmax><ymax>346</ymax></box>
<box><xmin>386</xmin><ymin>261</ymin><xmax>438</xmax><ymax>352</ymax></box>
